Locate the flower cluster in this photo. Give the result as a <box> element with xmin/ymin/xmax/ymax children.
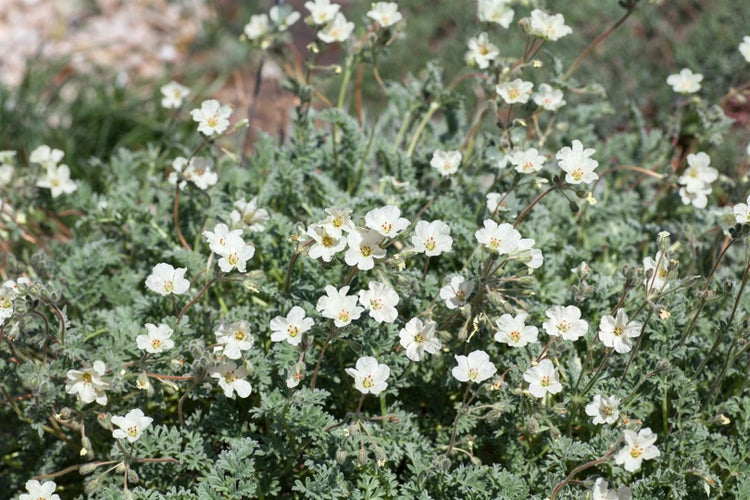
<box><xmin>31</xmin><ymin>145</ymin><xmax>77</xmax><ymax>198</ymax></box>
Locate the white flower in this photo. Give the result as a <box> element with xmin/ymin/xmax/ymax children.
<box><xmin>65</xmin><ymin>361</ymin><xmax>109</xmax><ymax>405</ymax></box>
<box><xmin>217</xmin><ymin>238</ymin><xmax>255</xmax><ymax>273</ymax></box>
<box><xmin>666</xmin><ymin>68</ymin><xmax>703</xmax><ymax>94</ymax></box>
<box><xmin>412</xmin><ymin>220</ymin><xmax>453</xmax><ymax>256</ymax></box>
<box><xmin>678</xmin><ymin>184</ymin><xmax>711</xmax><ymax>209</ymax></box>
<box><xmin>643</xmin><ymin>250</ymin><xmax>670</xmax><ymax>296</ymax></box>
<box><xmin>508</xmin><ymin>148</ymin><xmax>545</xmax><ymax>174</ymax></box>
<box><xmin>190</xmin><ymin>99</ymin><xmax>232</xmax><ymax>136</ymax></box>
<box><xmin>477</xmin><ymin>0</ymin><xmax>513</xmax><ymax>28</ymax></box>
<box><xmin>532</xmin><ymin>83</ymin><xmax>566</xmax><ymax>111</ymax></box>
<box><xmin>270</xmin><ymin>306</ymin><xmax>314</xmax><ymax>346</ymax></box>
<box><xmin>430</xmin><ymin>149</ymin><xmax>463</xmax><ymax>176</ymax></box>
<box><xmin>556</xmin><ymin>140</ymin><xmax>599</xmax><ymax>184</ymax></box>
<box><xmin>733</xmin><ymin>195</ymin><xmax>750</xmax><ymax>224</ymax></box>
<box><xmin>307</xmin><ymin>224</ymin><xmax>347</xmax><ymax>262</ymax></box>
<box><xmin>111</xmin><ymin>409</ymin><xmax>153</xmax><ymax>443</ymax></box>
<box><xmin>465</xmin><ymin>32</ymin><xmax>500</xmax><ymax>70</ymax></box>
<box><xmin>215</xmin><ymin>320</ymin><xmax>254</xmax><ymax>359</ymax></box>
<box><xmin>367</xmin><ymin>2</ymin><xmax>402</xmax><ymax>28</ymax></box>
<box><xmin>359</xmin><ymin>281</ymin><xmax>399</xmax><ymax>323</ymax></box>
<box><xmin>592</xmin><ymin>477</ymin><xmax>632</xmax><ymax>500</ymax></box>
<box><xmin>137</xmin><ymin>323</ymin><xmax>175</xmax><ymax>354</ymax></box>
<box><xmin>543</xmin><ymin>305</ymin><xmax>588</xmax><ymax>341</ymax></box>
<box><xmin>318</xmin><ymin>13</ymin><xmax>354</xmax><ymax>44</ymax></box>
<box><xmin>316</xmin><ymin>285</ymin><xmax>363</xmax><ymax>327</ymax></box>
<box><xmin>0</xmin><ymin>286</ymin><xmax>14</xmax><ymax>324</ymax></box>
<box><xmin>494</xmin><ymin>312</ymin><xmax>538</xmax><ymax>347</ymax></box>
<box><xmin>346</xmin><ymin>356</ymin><xmax>390</xmax><ymax>395</ymax></box>
<box><xmin>319</xmin><ymin>206</ymin><xmax>354</xmax><ymax>237</ymax></box>
<box><xmin>230</xmin><ymin>197</ymin><xmax>270</xmax><ymax>232</ymax></box>
<box><xmin>527</xmin><ymin>9</ymin><xmax>572</xmax><ymax>41</ymax></box>
<box><xmin>168</xmin><ymin>156</ymin><xmax>218</xmax><ymax>191</ymax></box>
<box><xmin>509</xmin><ymin>238</ymin><xmax>544</xmax><ymax>270</ymax></box>
<box><xmin>19</xmin><ymin>480</ymin><xmax>60</xmax><ymax>500</ymax></box>
<box><xmin>365</xmin><ymin>205</ymin><xmax>410</xmax><ymax>238</ymax></box>
<box><xmin>244</xmin><ymin>13</ymin><xmax>270</xmax><ymax>40</ymax></box>
<box><xmin>160</xmin><ymin>81</ymin><xmax>190</xmax><ymax>109</ymax></box>
<box><xmin>399</xmin><ymin>317</ymin><xmax>441</xmax><ymax>361</ymax></box>
<box><xmin>452</xmin><ymin>350</ymin><xmax>497</xmax><ymax>383</ymax></box>
<box><xmin>2</xmin><ymin>277</ymin><xmax>30</xmax><ymax>297</ymax></box>
<box><xmin>496</xmin><ymin>79</ymin><xmax>534</xmax><ymax>104</ymax></box>
<box><xmin>345</xmin><ymin>228</ymin><xmax>386</xmax><ymax>270</ymax></box>
<box><xmin>679</xmin><ymin>152</ymin><xmax>717</xmax><ymax>190</ymax></box>
<box><xmin>439</xmin><ymin>275</ymin><xmax>475</xmax><ymax>309</ymax></box>
<box><xmin>145</xmin><ymin>263</ymin><xmax>190</xmax><ymax>296</ymax></box>
<box><xmin>475</xmin><ymin>219</ymin><xmax>522</xmax><ymax>254</ymax></box>
<box><xmin>203</xmin><ymin>223</ymin><xmax>244</xmax><ymax>256</ymax></box>
<box><xmin>305</xmin><ymin>0</ymin><xmax>340</xmax><ymax>26</ymax></box>
<box><xmin>269</xmin><ymin>5</ymin><xmax>301</xmax><ymax>31</ymax></box>
<box><xmin>211</xmin><ymin>361</ymin><xmax>253</xmax><ymax>398</ymax></box>
<box><xmin>585</xmin><ymin>394</ymin><xmax>621</xmax><ymax>425</ymax></box>
<box><xmin>598</xmin><ymin>309</ymin><xmax>642</xmax><ymax>354</ymax></box>
<box><xmin>740</xmin><ymin>36</ymin><xmax>750</xmax><ymax>63</ymax></box>
<box><xmin>615</xmin><ymin>428</ymin><xmax>660</xmax><ymax>472</ymax></box>
<box><xmin>523</xmin><ymin>359</ymin><xmax>562</xmax><ymax>398</ymax></box>
<box><xmin>29</xmin><ymin>145</ymin><xmax>64</xmax><ymax>169</ymax></box>
<box><xmin>36</xmin><ymin>164</ymin><xmax>77</xmax><ymax>198</ymax></box>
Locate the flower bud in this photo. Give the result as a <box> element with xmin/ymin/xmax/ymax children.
<box><xmin>335</xmin><ymin>449</ymin><xmax>348</xmax><ymax>464</ymax></box>
<box><xmin>79</xmin><ymin>462</ymin><xmax>100</xmax><ymax>475</ymax></box>
<box><xmin>657</xmin><ymin>231</ymin><xmax>671</xmax><ymax>252</ymax></box>
<box><xmin>128</xmin><ymin>469</ymin><xmax>139</xmax><ymax>484</ymax></box>
<box><xmin>357</xmin><ymin>447</ymin><xmax>368</xmax><ymax>466</ymax></box>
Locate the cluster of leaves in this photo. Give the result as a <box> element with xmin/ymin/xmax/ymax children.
<box><xmin>2</xmin><ymin>1</ymin><xmax>750</xmax><ymax>499</ymax></box>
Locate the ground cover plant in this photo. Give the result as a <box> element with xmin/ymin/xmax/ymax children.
<box><xmin>2</xmin><ymin>0</ymin><xmax>750</xmax><ymax>498</ymax></box>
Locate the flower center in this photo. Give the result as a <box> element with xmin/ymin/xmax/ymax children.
<box><xmin>370</xmin><ymin>298</ymin><xmax>384</xmax><ymax>310</ymax></box>
<box><xmin>414</xmin><ymin>333</ymin><xmax>425</xmax><ymax>344</ymax></box>
<box><xmin>541</xmin><ymin>375</ymin><xmax>550</xmax><ymax>387</ymax></box>
<box><xmin>163</xmin><ymin>280</ymin><xmax>174</xmax><ymax>293</ymax></box>
<box><xmin>127</xmin><ymin>425</ymin><xmax>138</xmax><ymax>437</ymax></box>
<box><xmin>557</xmin><ymin>320</ymin><xmax>571</xmax><ymax>333</ymax></box>
<box><xmin>424</xmin><ymin>237</ymin><xmax>436</xmax><ymax>251</ymax></box>
<box><xmin>468</xmin><ymin>368</ymin><xmax>479</xmax><ymax>380</ymax></box>
<box><xmin>207</xmin><ymin>115</ymin><xmax>219</xmax><ymax>128</ymax></box>
<box><xmin>287</xmin><ymin>325</ymin><xmax>300</xmax><ymax>337</ymax></box>
<box><xmin>362</xmin><ymin>375</ymin><xmax>374</xmax><ymax>388</ymax></box>
<box><xmin>571</xmin><ymin>169</ymin><xmax>583</xmax><ymax>181</ymax></box>
<box><xmin>322</xmin><ymin>235</ymin><xmax>335</xmax><ymax>247</ymax></box>
<box><xmin>227</xmin><ymin>253</ymin><xmax>239</xmax><ymax>266</ymax></box>
<box><xmin>489</xmin><ymin>237</ymin><xmax>501</xmax><ymax>249</ymax></box>
<box><xmin>338</xmin><ymin>309</ymin><xmax>350</xmax><ymax>323</ymax></box>
<box><xmin>234</xmin><ymin>330</ymin><xmax>245</xmax><ymax>341</ymax></box>
<box><xmin>360</xmin><ymin>245</ymin><xmax>372</xmax><ymax>257</ymax></box>
<box><xmin>630</xmin><ymin>444</ymin><xmax>643</xmax><ymax>458</ymax></box>
<box><xmin>510</xmin><ymin>330</ymin><xmax>521</xmax><ymax>342</ymax></box>
<box><xmin>0</xmin><ymin>297</ymin><xmax>10</xmax><ymax>309</ymax></box>
<box><xmin>613</xmin><ymin>326</ymin><xmax>624</xmax><ymax>337</ymax></box>
<box><xmin>151</xmin><ymin>338</ymin><xmax>162</xmax><ymax>349</ymax></box>
<box><xmin>82</xmin><ymin>372</ymin><xmax>93</xmax><ymax>383</ymax></box>
<box><xmin>380</xmin><ymin>222</ymin><xmax>393</xmax><ymax>234</ymax></box>
<box><xmin>455</xmin><ymin>290</ymin><xmax>465</xmax><ymax>301</ymax></box>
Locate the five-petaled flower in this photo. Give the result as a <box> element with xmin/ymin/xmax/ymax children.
<box><xmin>439</xmin><ymin>275</ymin><xmax>475</xmax><ymax>309</ymax></box>
<box><xmin>367</xmin><ymin>2</ymin><xmax>402</xmax><ymax>28</ymax></box>
<box><xmin>346</xmin><ymin>356</ymin><xmax>390</xmax><ymax>395</ymax></box>
<box><xmin>543</xmin><ymin>305</ymin><xmax>588</xmax><ymax>341</ymax></box>
<box><xmin>137</xmin><ymin>323</ymin><xmax>175</xmax><ymax>354</ymax></box>
<box><xmin>615</xmin><ymin>427</ymin><xmax>660</xmax><ymax>472</ymax></box>
<box><xmin>523</xmin><ymin>358</ymin><xmax>562</xmax><ymax>398</ymax></box>
<box><xmin>598</xmin><ymin>309</ymin><xmax>642</xmax><ymax>353</ymax></box>
<box><xmin>585</xmin><ymin>394</ymin><xmax>621</xmax><ymax>425</ymax></box>
<box><xmin>452</xmin><ymin>350</ymin><xmax>497</xmax><ymax>383</ymax></box>
<box><xmin>211</xmin><ymin>361</ymin><xmax>253</xmax><ymax>398</ymax></box>
<box><xmin>399</xmin><ymin>317</ymin><xmax>442</xmax><ymax>361</ymax></box>
<box><xmin>494</xmin><ymin>312</ymin><xmax>538</xmax><ymax>347</ymax></box>
<box><xmin>66</xmin><ymin>360</ymin><xmax>110</xmax><ymax>405</ymax></box>
<box><xmin>412</xmin><ymin>220</ymin><xmax>453</xmax><ymax>256</ymax></box>
<box><xmin>358</xmin><ymin>281</ymin><xmax>400</xmax><ymax>323</ymax></box>
<box><xmin>556</xmin><ymin>140</ymin><xmax>599</xmax><ymax>184</ymax></box>
<box><xmin>190</xmin><ymin>99</ymin><xmax>232</xmax><ymax>136</ymax></box>
<box><xmin>19</xmin><ymin>479</ymin><xmax>61</xmax><ymax>500</ymax></box>
<box><xmin>215</xmin><ymin>320</ymin><xmax>254</xmax><ymax>359</ymax></box>
<box><xmin>316</xmin><ymin>285</ymin><xmax>363</xmax><ymax>327</ymax></box>
<box><xmin>270</xmin><ymin>306</ymin><xmax>314</xmax><ymax>346</ymax></box>
<box><xmin>666</xmin><ymin>68</ymin><xmax>703</xmax><ymax>94</ymax></box>
<box><xmin>430</xmin><ymin>149</ymin><xmax>463</xmax><ymax>176</ymax></box>
<box><xmin>145</xmin><ymin>263</ymin><xmax>190</xmax><ymax>296</ymax></box>
<box><xmin>160</xmin><ymin>81</ymin><xmax>190</xmax><ymax>109</ymax></box>
<box><xmin>111</xmin><ymin>408</ymin><xmax>153</xmax><ymax>443</ymax></box>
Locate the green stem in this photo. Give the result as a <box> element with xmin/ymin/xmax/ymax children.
<box><xmin>406</xmin><ymin>101</ymin><xmax>441</xmax><ymax>158</ymax></box>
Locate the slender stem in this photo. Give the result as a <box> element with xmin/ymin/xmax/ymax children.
<box><xmin>561</xmin><ymin>3</ymin><xmax>638</xmax><ymax>82</ymax></box>
<box><xmin>406</xmin><ymin>101</ymin><xmax>441</xmax><ymax>158</ymax></box>
<box><xmin>444</xmin><ymin>384</ymin><xmax>472</xmax><ymax>457</ymax></box>
<box><xmin>310</xmin><ymin>328</ymin><xmax>338</xmax><ymax>390</ymax></box>
<box><xmin>549</xmin><ymin>447</ymin><xmax>617</xmax><ymax>499</ymax></box>
<box><xmin>176</xmin><ymin>272</ymin><xmax>224</xmax><ymax>325</ymax></box>
<box><xmin>703</xmin><ymin>237</ymin><xmax>734</xmax><ymax>292</ymax></box>
<box><xmin>513</xmin><ymin>184</ymin><xmax>560</xmax><ymax>228</ymax></box>
<box><xmin>173</xmin><ymin>185</ymin><xmax>191</xmax><ymax>251</ymax></box>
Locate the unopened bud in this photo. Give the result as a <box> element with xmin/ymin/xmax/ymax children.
<box><xmin>657</xmin><ymin>231</ymin><xmax>671</xmax><ymax>252</ymax></box>
<box><xmin>336</xmin><ymin>449</ymin><xmax>348</xmax><ymax>465</ymax></box>
<box><xmin>79</xmin><ymin>462</ymin><xmax>100</xmax><ymax>475</ymax></box>
<box><xmin>358</xmin><ymin>448</ymin><xmax>368</xmax><ymax>466</ymax></box>
<box><xmin>127</xmin><ymin>469</ymin><xmax>139</xmax><ymax>484</ymax></box>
